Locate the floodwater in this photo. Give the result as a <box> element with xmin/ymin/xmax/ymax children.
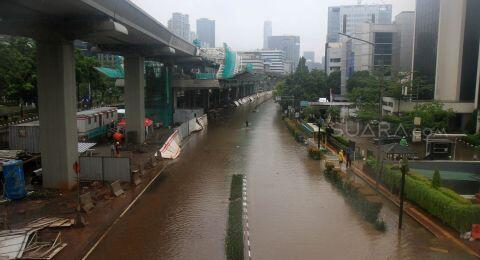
<box><xmin>87</xmin><ymin>100</ymin><xmax>474</xmax><ymax>259</ymax></box>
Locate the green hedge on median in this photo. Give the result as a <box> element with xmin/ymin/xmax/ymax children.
<box><xmin>284</xmin><ymin>118</ymin><xmax>304</xmax><ymax>143</ymax></box>
<box><xmin>226</xmin><ymin>174</ymin><xmax>244</xmax><ymax>260</ymax></box>
<box><xmin>382</xmin><ymin>167</ymin><xmax>480</xmax><ymax>233</ymax></box>
<box><xmin>324</xmin><ymin>163</ymin><xmax>384</xmax><ymax>228</ymax></box>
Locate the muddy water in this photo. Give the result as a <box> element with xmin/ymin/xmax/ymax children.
<box><xmin>88</xmin><ymin>100</ymin><xmax>473</xmax><ymax>259</ymax></box>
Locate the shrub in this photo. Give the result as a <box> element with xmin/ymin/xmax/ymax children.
<box><xmin>324</xmin><ymin>165</ymin><xmax>384</xmax><ymax>227</ymax></box>
<box><xmin>333</xmin><ymin>135</ymin><xmax>350</xmax><ymax>147</ymax></box>
<box><xmin>439</xmin><ymin>187</ymin><xmax>472</xmax><ymax>205</ymax></box>
<box><xmin>432</xmin><ymin>169</ymin><xmax>441</xmax><ymax>189</ymax></box>
<box><xmin>463</xmin><ymin>134</ymin><xmax>480</xmax><ymax>147</ymax></box>
<box><xmin>226</xmin><ymin>174</ymin><xmax>244</xmax><ymax>260</ymax></box>
<box><xmin>375</xmin><ymin>219</ymin><xmax>387</xmax><ymax>231</ymax></box>
<box><xmin>382</xmin><ymin>167</ymin><xmax>480</xmax><ymax>233</ymax></box>
<box><xmin>308</xmin><ymin>147</ymin><xmax>324</xmax><ymax>160</ymax></box>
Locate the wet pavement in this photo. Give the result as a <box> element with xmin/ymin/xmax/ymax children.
<box><xmin>87</xmin><ymin>100</ymin><xmax>474</xmax><ymax>259</ymax></box>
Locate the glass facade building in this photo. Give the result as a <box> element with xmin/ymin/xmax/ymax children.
<box><xmin>196</xmin><ymin>18</ymin><xmax>215</xmax><ymax>48</ymax></box>
<box><xmin>327</xmin><ymin>5</ymin><xmax>392</xmax><ymax>43</ymax></box>
<box><xmin>412</xmin><ymin>0</ymin><xmax>440</xmax><ymax>86</ymax></box>
<box><xmin>460</xmin><ymin>0</ymin><xmax>480</xmax><ymax>102</ymax></box>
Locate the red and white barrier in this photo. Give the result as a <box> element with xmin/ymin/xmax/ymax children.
<box><xmin>160</xmin><ymin>130</ymin><xmax>181</xmax><ymax>159</ymax></box>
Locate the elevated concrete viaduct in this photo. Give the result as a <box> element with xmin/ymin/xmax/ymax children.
<box><xmin>0</xmin><ymin>0</ymin><xmax>198</xmax><ymax>189</ymax></box>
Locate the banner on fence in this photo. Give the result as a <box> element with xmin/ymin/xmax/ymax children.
<box><xmin>160</xmin><ymin>129</ymin><xmax>181</xmax><ymax>159</ymax></box>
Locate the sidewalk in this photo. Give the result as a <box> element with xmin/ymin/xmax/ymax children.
<box><xmin>325</xmin><ymin>143</ymin><xmax>480</xmax><ymax>258</ymax></box>
<box><xmin>0</xmin><ymin>128</ymin><xmax>173</xmax><ymax>260</ymax></box>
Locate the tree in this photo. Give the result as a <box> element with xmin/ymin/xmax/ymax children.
<box><xmin>346</xmin><ymin>71</ymin><xmax>374</xmax><ymax>92</ymax></box>
<box><xmin>327</xmin><ymin>71</ymin><xmax>341</xmax><ymax>95</ymax></box>
<box><xmin>0</xmin><ymin>37</ymin><xmax>37</xmax><ymax>104</ymax></box>
<box><xmin>275</xmin><ymin>58</ymin><xmax>329</xmax><ymax>105</ymax></box>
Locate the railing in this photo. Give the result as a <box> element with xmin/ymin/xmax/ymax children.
<box><xmin>194</xmin><ymin>73</ymin><xmax>217</xmax><ymax>80</ymax></box>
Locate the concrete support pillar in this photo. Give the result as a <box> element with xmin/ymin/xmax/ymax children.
<box><xmin>37</xmin><ymin>40</ymin><xmax>77</xmax><ymax>189</ymax></box>
<box><xmin>435</xmin><ymin>0</ymin><xmax>467</xmax><ymax>101</ymax></box>
<box><xmin>124</xmin><ymin>55</ymin><xmax>145</xmax><ymax>144</ymax></box>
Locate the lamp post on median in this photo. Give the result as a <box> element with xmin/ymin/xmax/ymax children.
<box><xmin>338</xmin><ymin>31</ymin><xmax>385</xmax><ymax>189</ymax></box>
<box><xmin>399</xmin><ymin>157</ymin><xmax>409</xmax><ymax>229</ymax></box>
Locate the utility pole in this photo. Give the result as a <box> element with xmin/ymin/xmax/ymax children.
<box><xmin>399</xmin><ymin>157</ymin><xmax>408</xmax><ymax>229</ymax></box>
<box><xmin>338</xmin><ymin>31</ymin><xmax>384</xmax><ymax>188</ymax></box>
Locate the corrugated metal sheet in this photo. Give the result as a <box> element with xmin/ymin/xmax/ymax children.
<box><xmin>103</xmin><ymin>157</ymin><xmax>131</xmax><ymax>182</ymax></box>
<box><xmin>78</xmin><ymin>143</ymin><xmax>96</xmax><ymax>153</ymax></box>
<box><xmin>9</xmin><ymin>124</ymin><xmax>40</xmax><ymax>153</ymax></box>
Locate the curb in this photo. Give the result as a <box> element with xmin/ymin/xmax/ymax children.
<box><xmin>82</xmin><ymin>161</ymin><xmax>171</xmax><ymax>259</ymax></box>
<box><xmin>325</xmin><ymin>144</ymin><xmax>480</xmax><ymax>258</ymax></box>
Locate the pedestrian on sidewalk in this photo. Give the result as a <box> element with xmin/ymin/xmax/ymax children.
<box><xmin>338</xmin><ymin>150</ymin><xmax>345</xmax><ymax>170</ymax></box>
<box><xmin>346</xmin><ymin>149</ymin><xmax>352</xmax><ymax>168</ymax></box>
<box><xmin>110</xmin><ymin>143</ymin><xmax>115</xmax><ymax>157</ymax></box>
<box><xmin>114</xmin><ymin>142</ymin><xmax>120</xmax><ymax>157</ymax></box>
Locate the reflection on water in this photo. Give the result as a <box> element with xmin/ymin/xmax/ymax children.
<box><xmin>89</xmin><ymin>100</ymin><xmax>474</xmax><ymax>260</ymax></box>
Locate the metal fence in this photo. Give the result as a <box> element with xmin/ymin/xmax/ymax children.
<box><xmin>79</xmin><ymin>156</ymin><xmax>131</xmax><ymax>182</ymax></box>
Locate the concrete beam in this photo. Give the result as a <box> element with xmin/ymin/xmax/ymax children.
<box><xmin>37</xmin><ymin>40</ymin><xmax>78</xmax><ymax>189</ymax></box>
<box><xmin>124</xmin><ymin>55</ymin><xmax>146</xmax><ymax>144</ymax></box>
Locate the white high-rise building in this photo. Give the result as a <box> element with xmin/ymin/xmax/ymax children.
<box><xmin>168</xmin><ymin>12</ymin><xmax>191</xmax><ymax>41</ymax></box>
<box><xmin>263</xmin><ymin>21</ymin><xmax>272</xmax><ymax>50</ymax></box>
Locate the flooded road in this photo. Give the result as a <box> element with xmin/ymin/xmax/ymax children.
<box><xmin>88</xmin><ymin>100</ymin><xmax>473</xmax><ymax>259</ymax></box>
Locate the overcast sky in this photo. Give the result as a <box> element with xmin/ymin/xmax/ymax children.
<box><xmin>131</xmin><ymin>0</ymin><xmax>415</xmax><ymax>61</ymax></box>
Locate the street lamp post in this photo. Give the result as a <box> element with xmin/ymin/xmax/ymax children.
<box><xmin>338</xmin><ymin>32</ymin><xmax>385</xmax><ymax>188</ymax></box>
<box><xmin>399</xmin><ymin>157</ymin><xmax>409</xmax><ymax>229</ymax></box>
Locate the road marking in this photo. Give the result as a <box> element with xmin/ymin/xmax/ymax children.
<box><xmin>82</xmin><ymin>162</ymin><xmax>172</xmax><ymax>259</ymax></box>
<box><xmin>243</xmin><ymin>175</ymin><xmax>252</xmax><ymax>260</ymax></box>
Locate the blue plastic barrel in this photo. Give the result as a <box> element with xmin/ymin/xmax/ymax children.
<box><xmin>3</xmin><ymin>160</ymin><xmax>26</xmax><ymax>200</ymax></box>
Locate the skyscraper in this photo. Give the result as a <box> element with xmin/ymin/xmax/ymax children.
<box><xmin>267</xmin><ymin>35</ymin><xmax>300</xmax><ymax>73</ymax></box>
<box><xmin>327</xmin><ymin>5</ymin><xmax>392</xmax><ymax>43</ymax></box>
<box><xmin>412</xmin><ymin>0</ymin><xmax>440</xmax><ymax>86</ymax></box>
<box><xmin>168</xmin><ymin>12</ymin><xmax>190</xmax><ymax>41</ymax></box>
<box><xmin>263</xmin><ymin>21</ymin><xmax>272</xmax><ymax>49</ymax></box>
<box><xmin>197</xmin><ymin>18</ymin><xmax>215</xmax><ymax>48</ymax></box>
<box><xmin>392</xmin><ymin>11</ymin><xmax>415</xmax><ymax>73</ymax></box>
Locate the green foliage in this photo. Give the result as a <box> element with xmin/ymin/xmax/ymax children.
<box><xmin>0</xmin><ymin>37</ymin><xmax>37</xmax><ymax>103</ymax></box>
<box><xmin>324</xmin><ymin>163</ymin><xmax>384</xmax><ymax>229</ymax></box>
<box><xmin>226</xmin><ymin>174</ymin><xmax>244</xmax><ymax>260</ymax></box>
<box><xmin>382</xmin><ymin>167</ymin><xmax>480</xmax><ymax>232</ymax></box>
<box><xmin>384</xmin><ymin>101</ymin><xmax>454</xmax><ymax>133</ymax></box>
<box><xmin>284</xmin><ymin>118</ymin><xmax>304</xmax><ymax>143</ymax></box>
<box><xmin>346</xmin><ymin>71</ymin><xmax>375</xmax><ymax>92</ymax></box>
<box><xmin>275</xmin><ymin>58</ymin><xmax>331</xmax><ymax>104</ymax></box>
<box><xmin>374</xmin><ymin>219</ymin><xmax>387</xmax><ymax>231</ymax></box>
<box><xmin>432</xmin><ymin>169</ymin><xmax>441</xmax><ymax>189</ymax></box>
<box><xmin>463</xmin><ymin>134</ymin><xmax>480</xmax><ymax>147</ymax></box>
<box><xmin>327</xmin><ymin>106</ymin><xmax>340</xmax><ymax>121</ymax></box>
<box><xmin>308</xmin><ymin>146</ymin><xmax>324</xmax><ymax>160</ymax></box>
<box><xmin>327</xmin><ymin>71</ymin><xmax>341</xmax><ymax>94</ymax></box>
<box><xmin>332</xmin><ymin>135</ymin><xmax>349</xmax><ymax>147</ymax></box>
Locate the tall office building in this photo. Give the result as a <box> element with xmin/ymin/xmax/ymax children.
<box><xmin>303</xmin><ymin>51</ymin><xmax>315</xmax><ymax>62</ymax></box>
<box><xmin>327</xmin><ymin>4</ymin><xmax>392</xmax><ymax>43</ymax></box>
<box><xmin>197</xmin><ymin>18</ymin><xmax>215</xmax><ymax>48</ymax></box>
<box><xmin>168</xmin><ymin>12</ymin><xmax>191</xmax><ymax>41</ymax></box>
<box><xmin>412</xmin><ymin>0</ymin><xmax>440</xmax><ymax>85</ymax></box>
<box><xmin>263</xmin><ymin>21</ymin><xmax>272</xmax><ymax>50</ymax></box>
<box><xmin>392</xmin><ymin>11</ymin><xmax>415</xmax><ymax>73</ymax></box>
<box><xmin>239</xmin><ymin>50</ymin><xmax>286</xmax><ymax>75</ymax></box>
<box><xmin>267</xmin><ymin>35</ymin><xmax>300</xmax><ymax>73</ymax></box>
<box><xmin>402</xmin><ymin>0</ymin><xmax>480</xmax><ymax>131</ymax></box>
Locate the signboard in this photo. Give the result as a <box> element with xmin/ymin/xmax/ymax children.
<box><xmin>414</xmin><ymin>117</ymin><xmax>421</xmax><ymax>126</ymax></box>
<box><xmin>300</xmin><ymin>101</ymin><xmax>309</xmax><ymax>107</ymax></box>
